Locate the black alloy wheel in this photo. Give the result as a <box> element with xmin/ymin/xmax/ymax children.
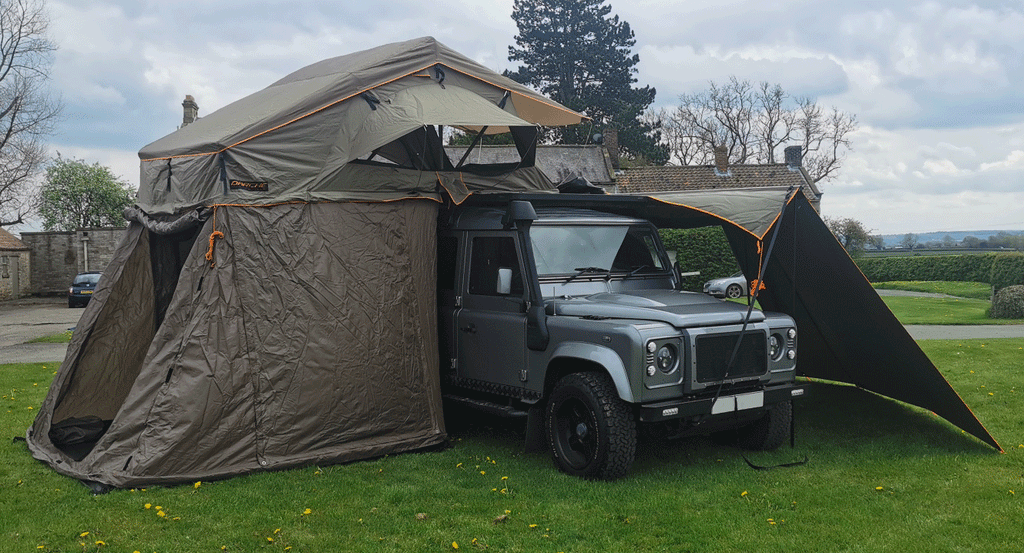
<box><xmin>545</xmin><ymin>372</ymin><xmax>636</xmax><ymax>479</ymax></box>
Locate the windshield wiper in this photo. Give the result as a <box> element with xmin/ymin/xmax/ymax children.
<box><xmin>565</xmin><ymin>266</ymin><xmax>610</xmax><ymax>284</ymax></box>
<box><xmin>626</xmin><ymin>264</ymin><xmax>650</xmax><ymax>276</ymax></box>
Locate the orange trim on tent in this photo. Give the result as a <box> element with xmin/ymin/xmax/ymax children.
<box><xmin>141</xmin><ymin>63</ymin><xmax>585</xmax><ymax>163</ymax></box>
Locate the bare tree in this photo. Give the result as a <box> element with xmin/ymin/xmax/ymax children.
<box><xmin>0</xmin><ymin>0</ymin><xmax>61</xmax><ymax>227</ymax></box>
<box><xmin>659</xmin><ymin>76</ymin><xmax>857</xmax><ymax>183</ymax></box>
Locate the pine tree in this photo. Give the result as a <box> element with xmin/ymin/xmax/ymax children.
<box><xmin>506</xmin><ymin>0</ymin><xmax>667</xmax><ymax>164</ymax></box>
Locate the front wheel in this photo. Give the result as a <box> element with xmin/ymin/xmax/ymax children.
<box><xmin>545</xmin><ymin>372</ymin><xmax>636</xmax><ymax>479</ymax></box>
<box><xmin>726</xmin><ymin>283</ymin><xmax>743</xmax><ymax>299</ymax></box>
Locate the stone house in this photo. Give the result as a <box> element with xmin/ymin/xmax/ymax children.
<box><xmin>0</xmin><ymin>227</ymin><xmax>31</xmax><ymax>300</ymax></box>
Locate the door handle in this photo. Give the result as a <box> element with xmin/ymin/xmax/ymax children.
<box><xmin>460</xmin><ymin>323</ymin><xmax>477</xmax><ymax>334</ymax></box>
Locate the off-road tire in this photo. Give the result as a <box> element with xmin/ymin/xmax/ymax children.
<box><xmin>726</xmin><ymin>283</ymin><xmax>743</xmax><ymax>299</ymax></box>
<box><xmin>545</xmin><ymin>372</ymin><xmax>636</xmax><ymax>479</ymax></box>
<box><xmin>731</xmin><ymin>400</ymin><xmax>792</xmax><ymax>451</ymax></box>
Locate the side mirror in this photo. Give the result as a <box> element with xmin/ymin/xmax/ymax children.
<box><xmin>497</xmin><ymin>268</ymin><xmax>513</xmax><ymax>295</ymax></box>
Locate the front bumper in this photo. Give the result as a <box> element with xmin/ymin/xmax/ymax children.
<box><xmin>638</xmin><ymin>383</ymin><xmax>807</xmax><ymax>423</ymax></box>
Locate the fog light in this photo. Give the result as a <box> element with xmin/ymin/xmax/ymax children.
<box><xmin>787</xmin><ymin>349</ymin><xmax>796</xmax><ymax>360</ymax></box>
<box><xmin>647</xmin><ymin>365</ymin><xmax>656</xmax><ymax>377</ymax></box>
<box><xmin>788</xmin><ymin>328</ymin><xmax>797</xmax><ymax>340</ymax></box>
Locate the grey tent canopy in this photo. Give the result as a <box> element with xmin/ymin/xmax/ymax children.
<box><xmin>28</xmin><ymin>38</ymin><xmax>997</xmax><ymax>491</ymax></box>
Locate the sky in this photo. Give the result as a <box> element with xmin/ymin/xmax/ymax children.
<box><xmin>27</xmin><ymin>0</ymin><xmax>1024</xmax><ymax>235</ymax></box>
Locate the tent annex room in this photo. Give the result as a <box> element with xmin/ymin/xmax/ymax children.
<box><xmin>27</xmin><ymin>38</ymin><xmax>998</xmax><ymax>492</ymax></box>
<box><xmin>26</xmin><ymin>37</ymin><xmax>586</xmax><ymax>490</ymax></box>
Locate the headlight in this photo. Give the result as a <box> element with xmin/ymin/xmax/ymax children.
<box><xmin>656</xmin><ymin>344</ymin><xmax>677</xmax><ymax>373</ymax></box>
<box><xmin>769</xmin><ymin>334</ymin><xmax>784</xmax><ymax>361</ymax></box>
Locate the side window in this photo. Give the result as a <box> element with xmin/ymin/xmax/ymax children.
<box><xmin>468</xmin><ymin>236</ymin><xmax>524</xmax><ymax>296</ymax></box>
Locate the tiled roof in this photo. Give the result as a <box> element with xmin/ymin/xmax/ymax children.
<box><xmin>447</xmin><ymin>144</ymin><xmax>614</xmax><ymax>185</ymax></box>
<box><xmin>0</xmin><ymin>227</ymin><xmax>28</xmax><ymax>250</ymax></box>
<box><xmin>617</xmin><ymin>164</ymin><xmax>820</xmax><ymax>200</ymax></box>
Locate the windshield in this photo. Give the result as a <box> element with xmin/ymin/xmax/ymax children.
<box><xmin>73</xmin><ymin>273</ymin><xmax>101</xmax><ymax>286</ymax></box>
<box><xmin>530</xmin><ymin>225</ymin><xmax>666</xmax><ymax>276</ymax></box>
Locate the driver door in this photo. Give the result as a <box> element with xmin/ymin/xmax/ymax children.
<box><xmin>456</xmin><ymin>234</ymin><xmax>528</xmax><ymax>390</ymax></box>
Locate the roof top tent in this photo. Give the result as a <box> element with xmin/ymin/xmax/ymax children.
<box><xmin>26</xmin><ymin>37</ymin><xmax>587</xmax><ymax>491</ymax></box>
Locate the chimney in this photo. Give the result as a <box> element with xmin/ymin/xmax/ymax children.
<box><xmin>785</xmin><ymin>145</ymin><xmax>802</xmax><ymax>169</ymax></box>
<box><xmin>182</xmin><ymin>95</ymin><xmax>199</xmax><ymax>127</ymax></box>
<box><xmin>713</xmin><ymin>145</ymin><xmax>729</xmax><ymax>175</ymax></box>
<box><xmin>603</xmin><ymin>128</ymin><xmax>619</xmax><ymax>169</ymax></box>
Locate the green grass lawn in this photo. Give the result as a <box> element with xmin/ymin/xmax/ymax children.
<box><xmin>873</xmin><ymin>280</ymin><xmax>993</xmax><ymax>300</ymax></box>
<box><xmin>871</xmin><ymin>281</ymin><xmax>1021</xmax><ymax>324</ymax></box>
<box><xmin>27</xmin><ymin>331</ymin><xmax>74</xmax><ymax>344</ymax></box>
<box><xmin>3</xmin><ymin>339</ymin><xmax>1023</xmax><ymax>552</ymax></box>
<box><xmin>879</xmin><ymin>295</ymin><xmax>1022</xmax><ymax>325</ymax></box>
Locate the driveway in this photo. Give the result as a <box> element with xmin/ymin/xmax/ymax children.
<box><xmin>0</xmin><ymin>297</ymin><xmax>83</xmax><ymax>364</ymax></box>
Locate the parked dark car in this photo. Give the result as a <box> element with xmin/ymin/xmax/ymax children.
<box><xmin>68</xmin><ymin>272</ymin><xmax>102</xmax><ymax>308</ymax></box>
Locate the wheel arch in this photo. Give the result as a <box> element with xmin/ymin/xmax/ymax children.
<box><xmin>545</xmin><ymin>342</ymin><xmax>636</xmax><ymax>403</ymax></box>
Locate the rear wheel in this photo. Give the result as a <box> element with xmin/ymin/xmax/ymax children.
<box><xmin>545</xmin><ymin>372</ymin><xmax>636</xmax><ymax>479</ymax></box>
<box><xmin>726</xmin><ymin>283</ymin><xmax>743</xmax><ymax>299</ymax></box>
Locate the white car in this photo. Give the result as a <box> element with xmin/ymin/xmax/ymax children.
<box><xmin>703</xmin><ymin>272</ymin><xmax>747</xmax><ymax>299</ymax></box>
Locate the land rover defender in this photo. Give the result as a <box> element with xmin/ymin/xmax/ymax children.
<box><xmin>438</xmin><ymin>197</ymin><xmax>806</xmax><ymax>479</ymax></box>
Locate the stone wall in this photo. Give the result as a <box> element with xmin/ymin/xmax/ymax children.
<box><xmin>20</xmin><ymin>227</ymin><xmax>127</xmax><ymax>295</ymax></box>
<box><xmin>0</xmin><ymin>250</ymin><xmax>30</xmax><ymax>300</ymax></box>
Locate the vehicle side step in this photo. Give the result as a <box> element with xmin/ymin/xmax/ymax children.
<box><xmin>443</xmin><ymin>394</ymin><xmax>529</xmax><ymax>418</ymax></box>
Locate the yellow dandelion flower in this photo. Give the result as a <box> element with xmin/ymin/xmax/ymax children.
<box><xmin>875</xmin><ymin>486</ymin><xmax>884</xmax><ymax>491</ymax></box>
<box><xmin>303</xmin><ymin>508</ymin><xmax>312</xmax><ymax>515</ymax></box>
<box><xmin>480</xmin><ymin>470</ymin><xmax>486</xmax><ymax>475</ymax></box>
<box><xmin>79</xmin><ymin>532</ymin><xmax>89</xmax><ymax>537</ymax></box>
<box><xmin>157</xmin><ymin>511</ymin><xmax>166</xmax><ymax>518</ymax></box>
<box><xmin>267</xmin><ymin>537</ymin><xmax>274</xmax><ymax>542</ymax></box>
<box><xmin>144</xmin><ymin>503</ymin><xmax>151</xmax><ymax>509</ymax></box>
<box><xmin>95</xmin><ymin>541</ymin><xmax>106</xmax><ymax>546</ymax></box>
<box><xmin>37</xmin><ymin>546</ymin><xmax>44</xmax><ymax>550</ymax></box>
<box><xmin>155</xmin><ymin>506</ymin><xmax>162</xmax><ymax>510</ymax></box>
<box><xmin>194</xmin><ymin>481</ymin><xmax>202</xmax><ymax>489</ymax></box>
<box><xmin>456</xmin><ymin>463</ymin><xmax>463</xmax><ymax>468</ymax></box>
<box><xmin>1010</xmin><ymin>490</ymin><xmax>1015</xmax><ymax>495</ymax></box>
<box><xmin>452</xmin><ymin>541</ymin><xmax>459</xmax><ymax>549</ymax></box>
<box><xmin>989</xmin><ymin>392</ymin><xmax>994</xmax><ymax>396</ymax></box>
<box><xmin>741</xmin><ymin>490</ymin><xmax>748</xmax><ymax>497</ymax></box>
<box><xmin>529</xmin><ymin>524</ymin><xmax>538</xmax><ymax>528</ymax></box>
<box><xmin>274</xmin><ymin>528</ymin><xmax>281</xmax><ymax>534</ymax></box>
<box><xmin>505</xmin><ymin>510</ymin><xmax>511</xmax><ymax>514</ymax></box>
<box><xmin>501</xmin><ymin>476</ymin><xmax>508</xmax><ymax>480</ymax></box>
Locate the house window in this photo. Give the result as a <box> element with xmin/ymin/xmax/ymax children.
<box><xmin>1</xmin><ymin>256</ymin><xmax>10</xmax><ymax>279</ymax></box>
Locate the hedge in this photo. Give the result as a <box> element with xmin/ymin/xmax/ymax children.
<box><xmin>660</xmin><ymin>226</ymin><xmax>738</xmax><ymax>291</ymax></box>
<box><xmin>856</xmin><ymin>252</ymin><xmax>1024</xmax><ymax>292</ymax></box>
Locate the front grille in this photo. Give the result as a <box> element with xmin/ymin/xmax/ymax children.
<box><xmin>695</xmin><ymin>332</ymin><xmax>767</xmax><ymax>383</ymax></box>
